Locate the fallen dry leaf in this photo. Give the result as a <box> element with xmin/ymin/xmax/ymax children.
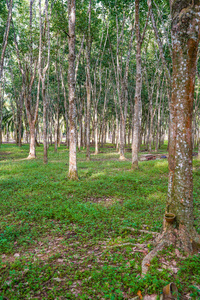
<box><xmin>143</xmin><ymin>295</ymin><xmax>157</xmax><ymax>300</ymax></box>
<box><xmin>137</xmin><ymin>290</ymin><xmax>143</xmax><ymax>299</ymax></box>
<box><xmin>145</xmin><ymin>263</ymin><xmax>150</xmax><ymax>267</ymax></box>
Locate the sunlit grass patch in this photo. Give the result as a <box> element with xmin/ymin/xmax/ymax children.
<box><xmin>0</xmin><ymin>143</ymin><xmax>199</xmax><ymax>299</ymax></box>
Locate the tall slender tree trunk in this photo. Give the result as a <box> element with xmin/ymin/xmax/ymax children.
<box><xmin>38</xmin><ymin>0</ymin><xmax>50</xmax><ymax>164</ymax></box>
<box><xmin>18</xmin><ymin>91</ymin><xmax>23</xmax><ymax>147</ymax></box>
<box><xmin>119</xmin><ymin>116</ymin><xmax>126</xmax><ymax>160</ymax></box>
<box><xmin>116</xmin><ymin>116</ymin><xmax>119</xmax><ymax>151</ymax></box>
<box><xmin>54</xmin><ymin>105</ymin><xmax>59</xmax><ymax>152</ymax></box>
<box><xmin>132</xmin><ymin>0</ymin><xmax>142</xmax><ymax>168</ymax></box>
<box><xmin>94</xmin><ymin>107</ymin><xmax>98</xmax><ymax>154</ymax></box>
<box><xmin>78</xmin><ymin>114</ymin><xmax>82</xmax><ymax>151</ymax></box>
<box><xmin>0</xmin><ymin>0</ymin><xmax>13</xmax><ymax>147</ymax></box>
<box><xmin>28</xmin><ymin>122</ymin><xmax>36</xmax><ymax>158</ymax></box>
<box><xmin>86</xmin><ymin>68</ymin><xmax>91</xmax><ymax>160</ymax></box>
<box><xmin>85</xmin><ymin>0</ymin><xmax>91</xmax><ymax>161</ymax></box>
<box><xmin>155</xmin><ymin>96</ymin><xmax>162</xmax><ymax>152</ymax></box>
<box><xmin>68</xmin><ymin>0</ymin><xmax>78</xmax><ymax>180</ymax></box>
<box><xmin>198</xmin><ymin>123</ymin><xmax>200</xmax><ymax>159</ymax></box>
<box><xmin>42</xmin><ymin>80</ymin><xmax>48</xmax><ymax>163</ymax></box>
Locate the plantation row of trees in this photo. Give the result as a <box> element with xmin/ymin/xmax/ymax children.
<box><xmin>0</xmin><ymin>0</ymin><xmax>199</xmax><ymax>164</ymax></box>
<box><xmin>0</xmin><ymin>0</ymin><xmax>200</xmax><ymax>262</ymax></box>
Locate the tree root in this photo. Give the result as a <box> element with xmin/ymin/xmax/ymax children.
<box><xmin>141</xmin><ymin>225</ymin><xmax>200</xmax><ymax>276</ymax></box>
<box><xmin>106</xmin><ymin>243</ymin><xmax>150</xmax><ymax>249</ymax></box>
<box><xmin>123</xmin><ymin>227</ymin><xmax>159</xmax><ymax>236</ymax></box>
<box><xmin>106</xmin><ymin>242</ymin><xmax>134</xmax><ymax>248</ymax></box>
<box><xmin>141</xmin><ymin>240</ymin><xmax>166</xmax><ymax>276</ymax></box>
<box><xmin>27</xmin><ymin>154</ymin><xmax>36</xmax><ymax>160</ymax></box>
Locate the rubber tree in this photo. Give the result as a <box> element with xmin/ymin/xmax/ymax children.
<box><xmin>38</xmin><ymin>0</ymin><xmax>50</xmax><ymax>164</ymax></box>
<box><xmin>0</xmin><ymin>0</ymin><xmax>13</xmax><ymax>146</ymax></box>
<box><xmin>68</xmin><ymin>0</ymin><xmax>78</xmax><ymax>180</ymax></box>
<box><xmin>166</xmin><ymin>0</ymin><xmax>200</xmax><ymax>251</ymax></box>
<box><xmin>132</xmin><ymin>0</ymin><xmax>149</xmax><ymax>168</ymax></box>
<box><xmin>142</xmin><ymin>0</ymin><xmax>200</xmax><ymax>276</ymax></box>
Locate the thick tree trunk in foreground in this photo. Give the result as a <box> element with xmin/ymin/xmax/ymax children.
<box><xmin>68</xmin><ymin>0</ymin><xmax>78</xmax><ymax>180</ymax></box>
<box><xmin>142</xmin><ymin>0</ymin><xmax>200</xmax><ymax>276</ymax></box>
<box><xmin>165</xmin><ymin>0</ymin><xmax>200</xmax><ymax>251</ymax></box>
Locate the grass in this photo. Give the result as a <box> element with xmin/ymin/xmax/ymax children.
<box><xmin>0</xmin><ymin>142</ymin><xmax>200</xmax><ymax>299</ymax></box>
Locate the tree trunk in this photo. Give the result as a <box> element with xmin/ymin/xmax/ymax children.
<box><xmin>165</xmin><ymin>0</ymin><xmax>200</xmax><ymax>252</ymax></box>
<box><xmin>0</xmin><ymin>0</ymin><xmax>13</xmax><ymax>147</ymax></box>
<box><xmin>54</xmin><ymin>104</ymin><xmax>59</xmax><ymax>152</ymax></box>
<box><xmin>78</xmin><ymin>114</ymin><xmax>82</xmax><ymax>151</ymax></box>
<box><xmin>68</xmin><ymin>0</ymin><xmax>78</xmax><ymax>180</ymax></box>
<box><xmin>119</xmin><ymin>115</ymin><xmax>125</xmax><ymax>160</ymax></box>
<box><xmin>86</xmin><ymin>72</ymin><xmax>91</xmax><ymax>160</ymax></box>
<box><xmin>42</xmin><ymin>79</ymin><xmax>48</xmax><ymax>164</ymax></box>
<box><xmin>94</xmin><ymin>107</ymin><xmax>98</xmax><ymax>154</ymax></box>
<box><xmin>132</xmin><ymin>0</ymin><xmax>142</xmax><ymax>168</ymax></box>
<box><xmin>28</xmin><ymin>122</ymin><xmax>36</xmax><ymax>159</ymax></box>
<box><xmin>198</xmin><ymin>125</ymin><xmax>200</xmax><ymax>159</ymax></box>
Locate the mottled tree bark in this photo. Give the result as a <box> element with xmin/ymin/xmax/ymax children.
<box><xmin>166</xmin><ymin>0</ymin><xmax>200</xmax><ymax>251</ymax></box>
<box><xmin>38</xmin><ymin>0</ymin><xmax>50</xmax><ymax>164</ymax></box>
<box><xmin>68</xmin><ymin>0</ymin><xmax>78</xmax><ymax>180</ymax></box>
<box><xmin>76</xmin><ymin>84</ymin><xmax>84</xmax><ymax>151</ymax></box>
<box><xmin>61</xmin><ymin>69</ymin><xmax>69</xmax><ymax>148</ymax></box>
<box><xmin>198</xmin><ymin>125</ymin><xmax>200</xmax><ymax>159</ymax></box>
<box><xmin>85</xmin><ymin>0</ymin><xmax>92</xmax><ymax>161</ymax></box>
<box><xmin>149</xmin><ymin>76</ymin><xmax>160</xmax><ymax>152</ymax></box>
<box><xmin>132</xmin><ymin>0</ymin><xmax>142</xmax><ymax>168</ymax></box>
<box><xmin>0</xmin><ymin>0</ymin><xmax>13</xmax><ymax>146</ymax></box>
<box><xmin>155</xmin><ymin>87</ymin><xmax>163</xmax><ymax>152</ymax></box>
<box><xmin>132</xmin><ymin>0</ymin><xmax>149</xmax><ymax>168</ymax></box>
<box><xmin>142</xmin><ymin>0</ymin><xmax>200</xmax><ymax>276</ymax></box>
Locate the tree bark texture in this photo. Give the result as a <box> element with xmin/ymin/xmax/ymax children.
<box><xmin>68</xmin><ymin>0</ymin><xmax>78</xmax><ymax>180</ymax></box>
<box><xmin>132</xmin><ymin>0</ymin><xmax>142</xmax><ymax>168</ymax></box>
<box><xmin>166</xmin><ymin>0</ymin><xmax>200</xmax><ymax>251</ymax></box>
<box><xmin>0</xmin><ymin>0</ymin><xmax>13</xmax><ymax>146</ymax></box>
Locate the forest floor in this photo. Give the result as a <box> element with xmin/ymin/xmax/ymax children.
<box><xmin>0</xmin><ymin>143</ymin><xmax>200</xmax><ymax>300</ymax></box>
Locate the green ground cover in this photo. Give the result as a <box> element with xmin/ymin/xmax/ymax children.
<box><xmin>0</xmin><ymin>143</ymin><xmax>200</xmax><ymax>299</ymax></box>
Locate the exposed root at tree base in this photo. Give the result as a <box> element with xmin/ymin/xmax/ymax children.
<box><xmin>141</xmin><ymin>226</ymin><xmax>200</xmax><ymax>276</ymax></box>
<box><xmin>142</xmin><ymin>240</ymin><xmax>166</xmax><ymax>276</ymax></box>
<box><xmin>27</xmin><ymin>154</ymin><xmax>36</xmax><ymax>160</ymax></box>
<box><xmin>123</xmin><ymin>227</ymin><xmax>159</xmax><ymax>236</ymax></box>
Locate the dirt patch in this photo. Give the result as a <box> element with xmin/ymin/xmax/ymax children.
<box><xmin>1</xmin><ymin>234</ymin><xmax>75</xmax><ymax>263</ymax></box>
<box><xmin>0</xmin><ymin>152</ymin><xmax>12</xmax><ymax>161</ymax></box>
<box><xmin>91</xmin><ymin>157</ymin><xmax>120</xmax><ymax>162</ymax></box>
<box><xmin>140</xmin><ymin>153</ymin><xmax>168</xmax><ymax>161</ymax></box>
<box><xmin>0</xmin><ymin>152</ymin><xmax>12</xmax><ymax>155</ymax></box>
<box><xmin>86</xmin><ymin>196</ymin><xmax>123</xmax><ymax>207</ymax></box>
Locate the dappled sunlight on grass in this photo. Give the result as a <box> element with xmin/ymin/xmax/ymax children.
<box><xmin>0</xmin><ymin>143</ymin><xmax>199</xmax><ymax>298</ymax></box>
<box><xmin>90</xmin><ymin>171</ymin><xmax>107</xmax><ymax>179</ymax></box>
